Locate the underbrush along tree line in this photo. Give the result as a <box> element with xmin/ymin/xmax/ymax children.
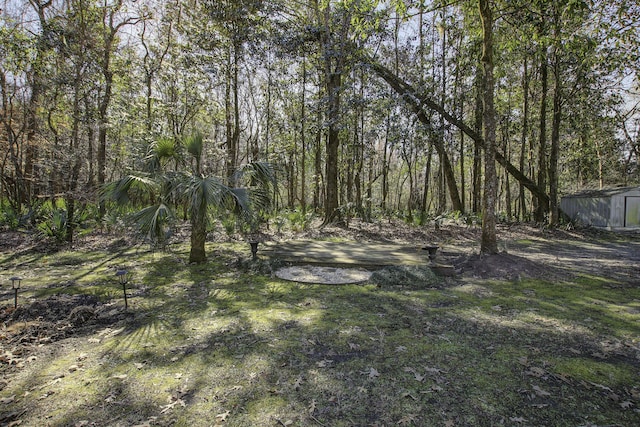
<box><xmin>1</xmin><ymin>0</ymin><xmax>638</xmax><ymax>249</ymax></box>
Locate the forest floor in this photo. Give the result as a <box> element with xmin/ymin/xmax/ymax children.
<box><xmin>0</xmin><ymin>220</ymin><xmax>639</xmax><ymax>426</ymax></box>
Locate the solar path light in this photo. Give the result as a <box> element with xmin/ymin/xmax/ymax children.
<box><xmin>10</xmin><ymin>277</ymin><xmax>21</xmax><ymax>308</ymax></box>
<box><xmin>116</xmin><ymin>270</ymin><xmax>129</xmax><ymax>309</ymax></box>
<box><xmin>249</xmin><ymin>241</ymin><xmax>259</xmax><ymax>260</ymax></box>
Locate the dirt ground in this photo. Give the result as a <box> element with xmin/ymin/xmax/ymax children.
<box><xmin>283</xmin><ymin>220</ymin><xmax>640</xmax><ymax>284</ymax></box>
<box><xmin>1</xmin><ymin>221</ymin><xmax>639</xmax><ymax>423</ymax></box>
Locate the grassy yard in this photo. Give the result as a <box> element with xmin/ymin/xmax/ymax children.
<box><xmin>0</xmin><ymin>230</ymin><xmax>639</xmax><ymax>426</ymax></box>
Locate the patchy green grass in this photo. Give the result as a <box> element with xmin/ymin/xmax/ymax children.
<box><xmin>1</xmin><ymin>240</ymin><xmax>639</xmax><ymax>427</ymax></box>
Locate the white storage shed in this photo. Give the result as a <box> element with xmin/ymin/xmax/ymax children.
<box><xmin>560</xmin><ymin>186</ymin><xmax>640</xmax><ymax>229</ymax></box>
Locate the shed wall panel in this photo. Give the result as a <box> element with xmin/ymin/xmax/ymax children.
<box><xmin>611</xmin><ymin>195</ymin><xmax>625</xmax><ymax>228</ymax></box>
<box><xmin>560</xmin><ymin>197</ymin><xmax>611</xmax><ymax>227</ymax></box>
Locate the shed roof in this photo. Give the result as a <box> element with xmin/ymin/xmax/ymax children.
<box><xmin>563</xmin><ymin>186</ymin><xmax>640</xmax><ymax>198</ymax></box>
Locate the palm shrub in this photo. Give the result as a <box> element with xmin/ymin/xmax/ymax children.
<box><xmin>102</xmin><ymin>132</ymin><xmax>276</xmax><ymax>263</ymax></box>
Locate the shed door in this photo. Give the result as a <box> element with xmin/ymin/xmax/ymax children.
<box><xmin>625</xmin><ymin>197</ymin><xmax>640</xmax><ymax>227</ymax></box>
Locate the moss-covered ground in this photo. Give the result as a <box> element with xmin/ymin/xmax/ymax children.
<box><xmin>0</xmin><ymin>228</ymin><xmax>638</xmax><ymax>426</ymax></box>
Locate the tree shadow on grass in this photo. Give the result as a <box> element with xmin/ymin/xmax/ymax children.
<box><xmin>2</xmin><ymin>249</ymin><xmax>640</xmax><ymax>426</ymax></box>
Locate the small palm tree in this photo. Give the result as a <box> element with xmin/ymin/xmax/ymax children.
<box><xmin>102</xmin><ymin>132</ymin><xmax>276</xmax><ymax>263</ymax></box>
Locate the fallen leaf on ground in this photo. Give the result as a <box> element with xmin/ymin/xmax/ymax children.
<box><xmin>160</xmin><ymin>398</ymin><xmax>186</xmax><ymax>414</ymax></box>
<box><xmin>591</xmin><ymin>382</ymin><xmax>613</xmax><ymax>392</ymax></box>
<box><xmin>38</xmin><ymin>391</ymin><xmax>54</xmax><ymax>400</ymax></box>
<box><xmin>109</xmin><ymin>374</ymin><xmax>127</xmax><ymax>380</ymax></box>
<box><xmin>401</xmin><ymin>392</ymin><xmax>417</xmax><ymax>401</ymax></box>
<box><xmin>403</xmin><ymin>366</ymin><xmax>424</xmax><ymax>380</ymax></box>
<box><xmin>0</xmin><ymin>395</ymin><xmax>15</xmax><ymax>404</ymax></box>
<box><xmin>216</xmin><ymin>411</ymin><xmax>230</xmax><ymax>422</ymax></box>
<box><xmin>532</xmin><ymin>385</ymin><xmax>551</xmax><ymax>397</ymax></box>
<box><xmin>525</xmin><ymin>367</ymin><xmax>545</xmax><ymax>378</ymax></box>
<box><xmin>397</xmin><ymin>413</ymin><xmax>418</xmax><ymax>425</ymax></box>
<box><xmin>363</xmin><ymin>367</ymin><xmax>379</xmax><ymax>379</ymax></box>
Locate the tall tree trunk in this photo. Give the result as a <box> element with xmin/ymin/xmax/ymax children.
<box><xmin>265</xmin><ymin>62</ymin><xmax>272</xmax><ymax>159</ymax></box>
<box><xmin>420</xmin><ymin>144</ymin><xmax>434</xmax><ymax>220</ymax></box>
<box><xmin>355</xmin><ymin>70</ymin><xmax>365</xmax><ymax>216</ymax></box>
<box><xmin>300</xmin><ymin>54</ymin><xmax>307</xmax><ymax>212</ymax></box>
<box><xmin>313</xmin><ymin>1</ymin><xmax>349</xmax><ymax>225</ymax></box>
<box><xmin>313</xmin><ymin>100</ymin><xmax>323</xmax><ymax>210</ymax></box>
<box><xmin>366</xmin><ymin>153</ymin><xmax>373</xmax><ymax>221</ymax></box>
<box><xmin>519</xmin><ymin>57</ymin><xmax>529</xmax><ymax>220</ymax></box>
<box><xmin>225</xmin><ymin>44</ymin><xmax>241</xmax><ymax>182</ymax></box>
<box><xmin>479</xmin><ymin>0</ymin><xmax>498</xmax><ymax>254</ymax></box>
<box><xmin>438</xmin><ymin>7</ymin><xmax>448</xmax><ymax>214</ymax></box>
<box><xmin>435</xmin><ymin>139</ymin><xmax>463</xmax><ymax>212</ymax></box>
<box><xmin>549</xmin><ymin>10</ymin><xmax>563</xmax><ymax>226</ymax></box>
<box><xmin>535</xmin><ymin>45</ymin><xmax>549</xmax><ymax>222</ymax></box>
<box><xmin>97</xmin><ymin>65</ymin><xmax>113</xmax><ymax>217</ymax></box>
<box><xmin>66</xmin><ymin>59</ymin><xmax>84</xmax><ymax>244</ymax></box>
<box><xmin>473</xmin><ymin>71</ymin><xmax>484</xmax><ymax>213</ymax></box>
<box><xmin>503</xmin><ymin>121</ymin><xmax>512</xmax><ymax>220</ymax></box>
<box><xmin>381</xmin><ymin>115</ymin><xmax>390</xmax><ymax>212</ymax></box>
<box><xmin>549</xmin><ymin>53</ymin><xmax>562</xmax><ymax>225</ymax></box>
<box><xmin>97</xmin><ymin>1</ymin><xmax>138</xmax><ymax>217</ymax></box>
<box><xmin>24</xmin><ymin>0</ymin><xmax>54</xmax><ymax>208</ymax></box>
<box><xmin>324</xmin><ymin>71</ymin><xmax>341</xmax><ymax>223</ymax></box>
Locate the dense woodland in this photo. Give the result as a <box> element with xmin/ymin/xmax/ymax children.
<box><xmin>1</xmin><ymin>0</ymin><xmax>639</xmax><ymax>256</ymax></box>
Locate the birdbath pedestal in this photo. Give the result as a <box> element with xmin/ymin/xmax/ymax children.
<box><xmin>422</xmin><ymin>245</ymin><xmax>439</xmax><ymax>264</ymax></box>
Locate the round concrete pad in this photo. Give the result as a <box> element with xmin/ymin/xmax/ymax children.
<box><xmin>275</xmin><ymin>265</ymin><xmax>373</xmax><ymax>284</ymax></box>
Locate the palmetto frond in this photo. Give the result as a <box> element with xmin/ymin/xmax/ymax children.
<box><xmin>129</xmin><ymin>203</ymin><xmax>175</xmax><ymax>244</ymax></box>
<box><xmin>235</xmin><ymin>161</ymin><xmax>278</xmax><ymax>191</ymax></box>
<box><xmin>144</xmin><ymin>137</ymin><xmax>185</xmax><ymax>173</ymax></box>
<box><xmin>186</xmin><ymin>175</ymin><xmax>249</xmax><ymax>215</ymax></box>
<box><xmin>184</xmin><ymin>132</ymin><xmax>204</xmax><ymax>161</ymax></box>
<box><xmin>100</xmin><ymin>174</ymin><xmax>160</xmax><ymax>206</ymax></box>
<box><xmin>233</xmin><ymin>161</ymin><xmax>278</xmax><ymax>214</ymax></box>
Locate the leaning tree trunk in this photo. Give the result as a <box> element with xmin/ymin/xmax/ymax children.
<box><xmin>365</xmin><ymin>57</ymin><xmax>550</xmax><ymax>210</ymax></box>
